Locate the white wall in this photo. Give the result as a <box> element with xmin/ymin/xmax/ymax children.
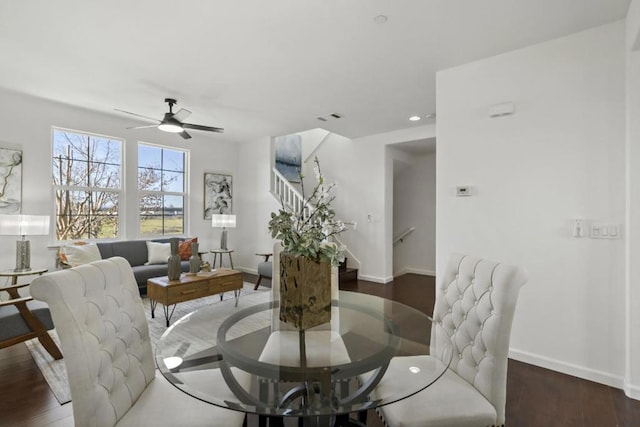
<box><xmin>313</xmin><ymin>125</ymin><xmax>436</xmax><ymax>282</ymax></box>
<box><xmin>392</xmin><ymin>150</ymin><xmax>436</xmax><ymax>276</ymax></box>
<box><xmin>437</xmin><ymin>22</ymin><xmax>627</xmax><ymax>388</ymax></box>
<box><xmin>0</xmin><ymin>86</ymin><xmax>436</xmax><ymax>284</ymax></box>
<box><xmin>234</xmin><ymin>136</ymin><xmax>280</xmax><ymax>273</ymax></box>
<box><xmin>0</xmin><ymin>88</ymin><xmax>237</xmax><ymax>281</ymax></box>
<box><xmin>626</xmin><ymin>0</ymin><xmax>640</xmax><ymax>399</ymax></box>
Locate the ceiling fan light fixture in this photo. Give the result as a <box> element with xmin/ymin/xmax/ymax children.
<box><xmin>118</xmin><ymin>98</ymin><xmax>223</xmax><ymax>139</ymax></box>
<box><xmin>158</xmin><ymin>122</ymin><xmax>183</xmax><ymax>133</ymax></box>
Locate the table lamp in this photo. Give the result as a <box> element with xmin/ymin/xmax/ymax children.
<box><xmin>0</xmin><ymin>214</ymin><xmax>50</xmax><ymax>272</ymax></box>
<box><xmin>211</xmin><ymin>214</ymin><xmax>236</xmax><ymax>250</ymax></box>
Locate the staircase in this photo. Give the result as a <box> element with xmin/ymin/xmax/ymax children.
<box><xmin>338</xmin><ymin>258</ymin><xmax>358</xmax><ymax>285</ymax></box>
<box><xmin>271</xmin><ymin>167</ymin><xmax>359</xmax><ymax>287</ymax></box>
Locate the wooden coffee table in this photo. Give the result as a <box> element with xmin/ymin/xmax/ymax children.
<box><xmin>147</xmin><ymin>268</ymin><xmax>243</xmax><ymax>326</ymax></box>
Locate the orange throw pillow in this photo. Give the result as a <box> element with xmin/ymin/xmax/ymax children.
<box><xmin>178</xmin><ymin>237</ymin><xmax>198</xmax><ymax>260</ymax></box>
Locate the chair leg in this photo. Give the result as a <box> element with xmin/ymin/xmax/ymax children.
<box><xmin>14</xmin><ymin>300</ymin><xmax>63</xmax><ymax>360</ymax></box>
<box><xmin>254</xmin><ymin>275</ymin><xmax>263</xmax><ymax>290</ymax></box>
<box><xmin>37</xmin><ymin>331</ymin><xmax>63</xmax><ymax>360</ymax></box>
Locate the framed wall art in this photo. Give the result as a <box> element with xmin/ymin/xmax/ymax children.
<box><xmin>274</xmin><ymin>133</ymin><xmax>302</xmax><ymax>183</ymax></box>
<box><xmin>0</xmin><ymin>148</ymin><xmax>22</xmax><ymax>214</ymax></box>
<box><xmin>204</xmin><ymin>172</ymin><xmax>232</xmax><ymax>219</ymax></box>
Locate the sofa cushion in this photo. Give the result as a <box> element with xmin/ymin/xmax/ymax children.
<box><xmin>62</xmin><ymin>243</ymin><xmax>102</xmax><ymax>267</ymax></box>
<box><xmin>133</xmin><ymin>262</ymin><xmax>190</xmax><ymax>289</ymax></box>
<box><xmin>178</xmin><ymin>237</ymin><xmax>198</xmax><ymax>261</ymax></box>
<box><xmin>58</xmin><ymin>241</ymin><xmax>89</xmax><ymax>265</ymax></box>
<box><xmin>97</xmin><ymin>240</ymin><xmax>148</xmax><ymax>267</ymax></box>
<box><xmin>146</xmin><ymin>241</ymin><xmax>171</xmax><ymax>265</ymax></box>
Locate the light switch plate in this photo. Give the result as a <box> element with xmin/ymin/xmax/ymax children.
<box><xmin>591</xmin><ymin>223</ymin><xmax>621</xmax><ymax>239</ymax></box>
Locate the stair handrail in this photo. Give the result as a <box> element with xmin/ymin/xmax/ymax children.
<box><xmin>271</xmin><ymin>167</ymin><xmax>309</xmax><ymax>219</ymax></box>
<box><xmin>393</xmin><ymin>226</ymin><xmax>416</xmax><ymax>245</ymax></box>
<box><xmin>271</xmin><ymin>166</ymin><xmax>361</xmax><ymax>270</ymax></box>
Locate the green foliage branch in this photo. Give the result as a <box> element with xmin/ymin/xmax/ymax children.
<box><xmin>269</xmin><ymin>157</ymin><xmax>351</xmax><ymax>267</ymax></box>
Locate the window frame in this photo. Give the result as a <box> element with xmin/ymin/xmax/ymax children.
<box><xmin>51</xmin><ymin>126</ymin><xmax>124</xmax><ymax>242</ymax></box>
<box><xmin>137</xmin><ymin>141</ymin><xmax>189</xmax><ymax>237</ymax></box>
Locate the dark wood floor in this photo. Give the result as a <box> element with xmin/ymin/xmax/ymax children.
<box><xmin>1</xmin><ymin>274</ymin><xmax>639</xmax><ymax>426</ymax></box>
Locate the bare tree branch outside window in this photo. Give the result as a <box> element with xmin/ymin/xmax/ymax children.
<box><xmin>138</xmin><ymin>143</ymin><xmax>185</xmax><ymax>236</ymax></box>
<box><xmin>52</xmin><ymin>129</ymin><xmax>122</xmax><ymax>240</ymax></box>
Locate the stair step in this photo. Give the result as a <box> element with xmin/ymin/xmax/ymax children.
<box><xmin>339</xmin><ymin>267</ymin><xmax>358</xmax><ymax>286</ymax></box>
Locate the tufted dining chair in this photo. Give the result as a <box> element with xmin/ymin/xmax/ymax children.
<box><xmin>373</xmin><ymin>253</ymin><xmax>527</xmax><ymax>427</ymax></box>
<box><xmin>30</xmin><ymin>256</ymin><xmax>247</xmax><ymax>427</ymax></box>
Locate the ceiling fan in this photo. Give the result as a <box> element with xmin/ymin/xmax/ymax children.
<box><xmin>116</xmin><ymin>98</ymin><xmax>224</xmax><ymax>139</ymax></box>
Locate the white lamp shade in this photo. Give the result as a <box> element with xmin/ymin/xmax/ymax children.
<box><xmin>211</xmin><ymin>214</ymin><xmax>236</xmax><ymax>228</ymax></box>
<box><xmin>0</xmin><ymin>214</ymin><xmax>50</xmax><ymax>236</ymax></box>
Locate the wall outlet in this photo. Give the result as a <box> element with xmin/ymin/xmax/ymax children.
<box><xmin>456</xmin><ymin>186</ymin><xmax>472</xmax><ymax>197</ymax></box>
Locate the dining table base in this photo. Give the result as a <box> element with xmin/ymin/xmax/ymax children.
<box><xmin>258</xmin><ymin>411</ymin><xmax>367</xmax><ymax>427</ymax></box>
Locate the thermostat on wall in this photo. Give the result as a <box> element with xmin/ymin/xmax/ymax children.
<box><xmin>456</xmin><ymin>186</ymin><xmax>472</xmax><ymax>197</ymax></box>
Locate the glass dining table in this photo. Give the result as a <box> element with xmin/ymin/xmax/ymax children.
<box><xmin>155</xmin><ymin>291</ymin><xmax>453</xmax><ymax>427</ymax></box>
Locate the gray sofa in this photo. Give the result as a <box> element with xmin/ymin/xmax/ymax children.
<box><xmin>96</xmin><ymin>239</ymin><xmax>190</xmax><ymax>295</ymax></box>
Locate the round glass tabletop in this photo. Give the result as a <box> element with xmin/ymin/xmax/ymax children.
<box><xmin>155</xmin><ymin>290</ymin><xmax>452</xmax><ymax>418</ymax></box>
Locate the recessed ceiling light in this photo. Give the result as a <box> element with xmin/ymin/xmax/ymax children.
<box><xmin>409</xmin><ymin>115</ymin><xmax>421</xmax><ymax>122</ymax></box>
<box><xmin>374</xmin><ymin>15</ymin><xmax>388</xmax><ymax>24</ymax></box>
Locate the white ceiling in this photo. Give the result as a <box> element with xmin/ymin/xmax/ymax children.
<box><xmin>0</xmin><ymin>0</ymin><xmax>630</xmax><ymax>143</ymax></box>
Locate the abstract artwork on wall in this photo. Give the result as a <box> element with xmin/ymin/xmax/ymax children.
<box><xmin>0</xmin><ymin>148</ymin><xmax>22</xmax><ymax>214</ymax></box>
<box><xmin>204</xmin><ymin>172</ymin><xmax>232</xmax><ymax>219</ymax></box>
<box><xmin>275</xmin><ymin>133</ymin><xmax>302</xmax><ymax>183</ymax></box>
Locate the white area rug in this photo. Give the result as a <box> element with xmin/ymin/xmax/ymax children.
<box><xmin>25</xmin><ymin>283</ymin><xmax>271</xmax><ymax>405</ymax></box>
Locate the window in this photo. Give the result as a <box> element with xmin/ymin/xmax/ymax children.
<box><xmin>52</xmin><ymin>128</ymin><xmax>122</xmax><ymax>240</ymax></box>
<box><xmin>138</xmin><ymin>143</ymin><xmax>187</xmax><ymax>236</ymax></box>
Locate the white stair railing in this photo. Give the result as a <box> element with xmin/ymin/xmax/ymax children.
<box><xmin>393</xmin><ymin>226</ymin><xmax>416</xmax><ymax>245</ymax></box>
<box><xmin>272</xmin><ymin>167</ymin><xmax>309</xmax><ymax>218</ymax></box>
<box><xmin>271</xmin><ymin>155</ymin><xmax>362</xmax><ymax>272</ymax></box>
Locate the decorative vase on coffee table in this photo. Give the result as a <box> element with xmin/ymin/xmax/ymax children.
<box><xmin>279</xmin><ymin>252</ymin><xmax>332</xmax><ymax>330</ymax></box>
<box><xmin>167</xmin><ymin>238</ymin><xmax>181</xmax><ymax>281</ymax></box>
<box><xmin>189</xmin><ymin>241</ymin><xmax>201</xmax><ymax>273</ymax></box>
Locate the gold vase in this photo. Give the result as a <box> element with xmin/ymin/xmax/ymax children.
<box><xmin>279</xmin><ymin>252</ymin><xmax>332</xmax><ymax>330</ymax></box>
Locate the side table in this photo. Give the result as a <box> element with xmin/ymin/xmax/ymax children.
<box><xmin>210</xmin><ymin>249</ymin><xmax>234</xmax><ymax>269</ymax></box>
<box><xmin>0</xmin><ymin>267</ymin><xmax>48</xmax><ymax>291</ymax></box>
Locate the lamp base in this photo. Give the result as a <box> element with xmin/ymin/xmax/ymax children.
<box><xmin>15</xmin><ymin>240</ymin><xmax>31</xmax><ymax>272</ymax></box>
<box><xmin>220</xmin><ymin>228</ymin><xmax>228</xmax><ymax>250</ymax></box>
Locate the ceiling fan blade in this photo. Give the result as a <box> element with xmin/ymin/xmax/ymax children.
<box><xmin>114</xmin><ymin>108</ymin><xmax>160</xmax><ymax>123</ymax></box>
<box><xmin>127</xmin><ymin>124</ymin><xmax>158</xmax><ymax>130</ymax></box>
<box><xmin>182</xmin><ymin>123</ymin><xmax>224</xmax><ymax>133</ymax></box>
<box><xmin>171</xmin><ymin>108</ymin><xmax>192</xmax><ymax>122</ymax></box>
<box><xmin>179</xmin><ymin>130</ymin><xmax>192</xmax><ymax>139</ymax></box>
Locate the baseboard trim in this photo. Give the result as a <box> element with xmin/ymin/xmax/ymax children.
<box><xmin>234</xmin><ymin>266</ymin><xmax>256</xmax><ymax>275</ymax></box>
<box><xmin>623</xmin><ymin>379</ymin><xmax>640</xmax><ymax>400</ymax></box>
<box><xmin>509</xmin><ymin>348</ymin><xmax>625</xmax><ymax>390</ymax></box>
<box><xmin>394</xmin><ymin>268</ymin><xmax>436</xmax><ymax>277</ymax></box>
<box><xmin>358</xmin><ymin>274</ymin><xmax>393</xmax><ymax>284</ymax></box>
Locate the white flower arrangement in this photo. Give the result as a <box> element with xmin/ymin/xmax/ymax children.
<box><xmin>268</xmin><ymin>157</ymin><xmax>352</xmax><ymax>267</ymax></box>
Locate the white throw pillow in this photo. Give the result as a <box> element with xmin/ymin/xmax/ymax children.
<box><xmin>62</xmin><ymin>244</ymin><xmax>102</xmax><ymax>267</ymax></box>
<box><xmin>146</xmin><ymin>241</ymin><xmax>171</xmax><ymax>265</ymax></box>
